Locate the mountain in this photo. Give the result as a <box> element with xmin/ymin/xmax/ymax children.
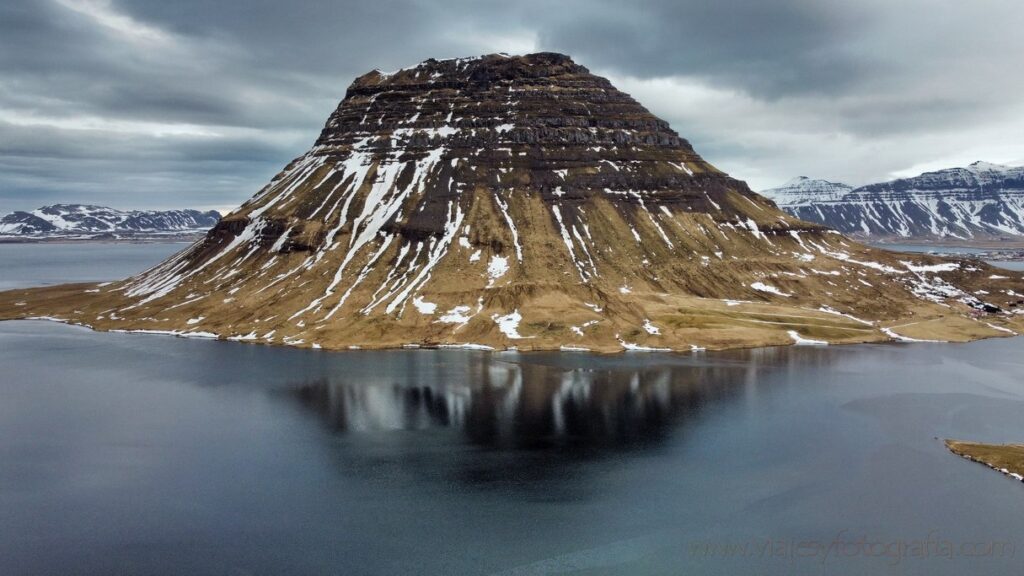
<box><xmin>765</xmin><ymin>162</ymin><xmax>1024</xmax><ymax>239</ymax></box>
<box><xmin>760</xmin><ymin>177</ymin><xmax>853</xmax><ymax>207</ymax></box>
<box><xmin>1</xmin><ymin>53</ymin><xmax>1021</xmax><ymax>350</ymax></box>
<box><xmin>0</xmin><ymin>204</ymin><xmax>221</xmax><ymax>238</ymax></box>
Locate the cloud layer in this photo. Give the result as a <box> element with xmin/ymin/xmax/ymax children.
<box><xmin>2</xmin><ymin>0</ymin><xmax>1022</xmax><ymax>212</ymax></box>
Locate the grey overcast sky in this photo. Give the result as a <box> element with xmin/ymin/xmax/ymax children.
<box><xmin>2</xmin><ymin>0</ymin><xmax>1022</xmax><ymax>214</ymax></box>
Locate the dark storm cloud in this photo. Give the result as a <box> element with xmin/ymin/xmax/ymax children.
<box><xmin>1</xmin><ymin>0</ymin><xmax>1022</xmax><ymax>212</ymax></box>
<box><xmin>538</xmin><ymin>0</ymin><xmax>871</xmax><ymax>98</ymax></box>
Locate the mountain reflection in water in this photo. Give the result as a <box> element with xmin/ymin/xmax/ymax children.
<box><xmin>287</xmin><ymin>349</ymin><xmax>821</xmax><ymax>450</ymax></box>
<box><xmin>6</xmin><ymin>248</ymin><xmax>1024</xmax><ymax>576</ymax></box>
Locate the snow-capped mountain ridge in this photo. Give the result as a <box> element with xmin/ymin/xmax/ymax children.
<box><xmin>762</xmin><ymin>177</ymin><xmax>854</xmax><ymax>207</ymax></box>
<box><xmin>764</xmin><ymin>162</ymin><xmax>1024</xmax><ymax>239</ymax></box>
<box><xmin>0</xmin><ymin>204</ymin><xmax>221</xmax><ymax>237</ymax></box>
<box><xmin>965</xmin><ymin>160</ymin><xmax>1011</xmax><ymax>174</ymax></box>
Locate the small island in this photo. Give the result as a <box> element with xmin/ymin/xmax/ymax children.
<box><xmin>946</xmin><ymin>440</ymin><xmax>1024</xmax><ymax>483</ymax></box>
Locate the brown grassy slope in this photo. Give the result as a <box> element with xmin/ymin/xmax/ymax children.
<box><xmin>1</xmin><ymin>169</ymin><xmax>1022</xmax><ymax>352</ymax></box>
<box><xmin>946</xmin><ymin>440</ymin><xmax>1024</xmax><ymax>481</ymax></box>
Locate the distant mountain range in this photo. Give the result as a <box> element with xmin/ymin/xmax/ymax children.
<box><xmin>0</xmin><ymin>204</ymin><xmax>221</xmax><ymax>239</ymax></box>
<box><xmin>761</xmin><ymin>162</ymin><xmax>1024</xmax><ymax>240</ymax></box>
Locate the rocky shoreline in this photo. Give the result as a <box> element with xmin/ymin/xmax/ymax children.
<box><xmin>946</xmin><ymin>440</ymin><xmax>1024</xmax><ymax>484</ymax></box>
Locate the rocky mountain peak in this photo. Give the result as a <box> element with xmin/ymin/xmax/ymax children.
<box><xmin>352</xmin><ymin>52</ymin><xmax>589</xmax><ymax>92</ymax></box>
<box><xmin>316</xmin><ymin>51</ymin><xmax>693</xmax><ymax>162</ymax></box>
<box><xmin>5</xmin><ymin>54</ymin><xmax>1021</xmax><ymax>351</ymax></box>
<box><xmin>251</xmin><ymin>50</ymin><xmax>765</xmax><ymax>250</ymax></box>
<box><xmin>966</xmin><ymin>160</ymin><xmax>1011</xmax><ymax>173</ymax></box>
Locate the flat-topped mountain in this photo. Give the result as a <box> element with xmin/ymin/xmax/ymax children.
<box><xmin>1</xmin><ymin>53</ymin><xmax>1021</xmax><ymax>350</ymax></box>
<box><xmin>764</xmin><ymin>162</ymin><xmax>1024</xmax><ymax>240</ymax></box>
<box><xmin>761</xmin><ymin>177</ymin><xmax>853</xmax><ymax>207</ymax></box>
<box><xmin>0</xmin><ymin>204</ymin><xmax>220</xmax><ymax>238</ymax></box>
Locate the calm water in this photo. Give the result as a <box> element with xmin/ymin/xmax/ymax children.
<box><xmin>872</xmin><ymin>242</ymin><xmax>1024</xmax><ymax>271</ymax></box>
<box><xmin>0</xmin><ymin>242</ymin><xmax>187</xmax><ymax>290</ymax></box>
<box><xmin>990</xmin><ymin>261</ymin><xmax>1024</xmax><ymax>272</ymax></box>
<box><xmin>869</xmin><ymin>243</ymin><xmax>995</xmax><ymax>255</ymax></box>
<box><xmin>2</xmin><ymin>244</ymin><xmax>1024</xmax><ymax>575</ymax></box>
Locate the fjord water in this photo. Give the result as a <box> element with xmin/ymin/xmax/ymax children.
<box><xmin>870</xmin><ymin>242</ymin><xmax>1024</xmax><ymax>271</ymax></box>
<box><xmin>868</xmin><ymin>243</ymin><xmax>994</xmax><ymax>255</ymax></box>
<box><xmin>2</xmin><ymin>245</ymin><xmax>1023</xmax><ymax>575</ymax></box>
<box><xmin>0</xmin><ymin>242</ymin><xmax>186</xmax><ymax>290</ymax></box>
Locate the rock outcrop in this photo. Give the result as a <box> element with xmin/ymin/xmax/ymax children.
<box><xmin>1</xmin><ymin>53</ymin><xmax>1022</xmax><ymax>351</ymax></box>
